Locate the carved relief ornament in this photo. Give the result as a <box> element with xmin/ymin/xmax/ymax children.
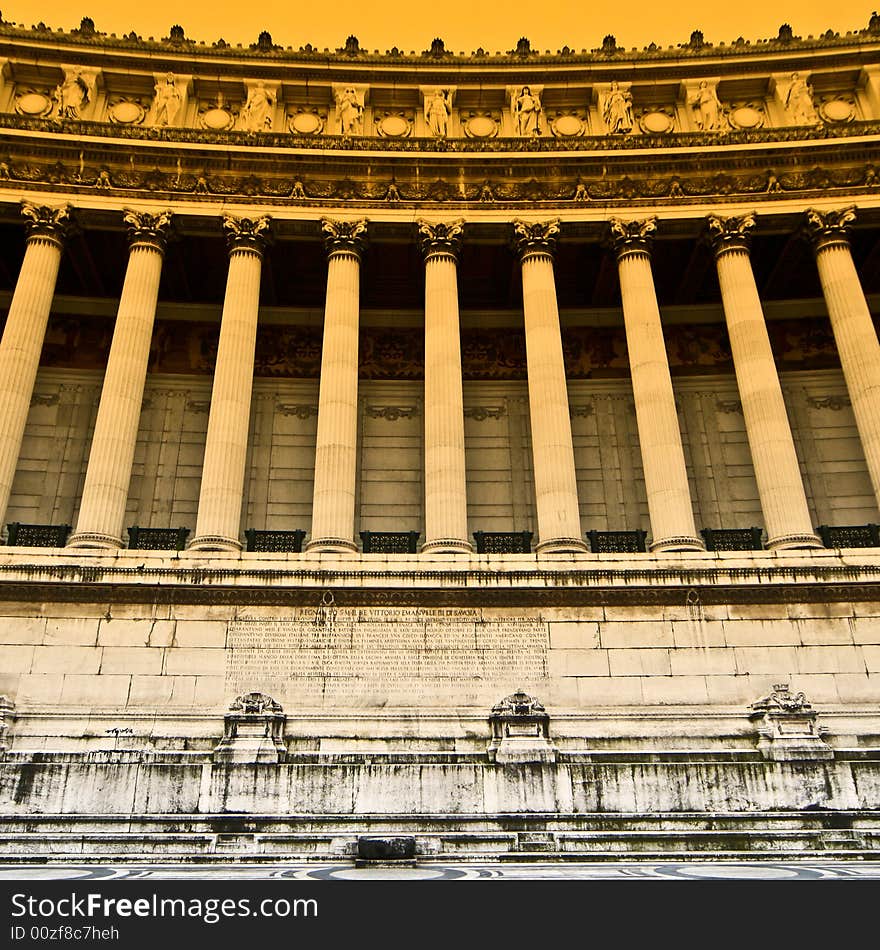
<box><xmin>122</xmin><ymin>208</ymin><xmax>174</xmax><ymax>250</ymax></box>
<box><xmin>20</xmin><ymin>201</ymin><xmax>72</xmax><ymax>244</ymax></box>
<box><xmin>221</xmin><ymin>214</ymin><xmax>272</xmax><ymax>254</ymax></box>
<box><xmin>512</xmin><ymin>219</ymin><xmax>560</xmax><ymax>259</ymax></box>
<box><xmin>417</xmin><ymin>219</ymin><xmax>464</xmax><ymax>259</ymax></box>
<box><xmin>607</xmin><ymin>216</ymin><xmax>657</xmax><ymax>256</ymax></box>
<box><xmin>803</xmin><ymin>205</ymin><xmax>857</xmax><ymax>251</ymax></box>
<box><xmin>706</xmin><ymin>211</ymin><xmax>756</xmax><ymax>256</ymax></box>
<box><xmin>321</xmin><ymin>218</ymin><xmax>368</xmax><ymax>256</ymax></box>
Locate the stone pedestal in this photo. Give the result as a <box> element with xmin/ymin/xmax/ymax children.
<box><xmin>419</xmin><ymin>221</ymin><xmax>472</xmax><ymax>554</ymax></box>
<box><xmin>513</xmin><ymin>221</ymin><xmax>587</xmax><ymax>554</ymax></box>
<box><xmin>307</xmin><ymin>220</ymin><xmax>368</xmax><ymax>553</ymax></box>
<box><xmin>805</xmin><ymin>206</ymin><xmax>880</xmax><ymax>512</ymax></box>
<box><xmin>0</xmin><ymin>203</ymin><xmax>70</xmax><ymax>529</ymax></box>
<box><xmin>488</xmin><ymin>691</ymin><xmax>557</xmax><ymax>764</ymax></box>
<box><xmin>190</xmin><ymin>216</ymin><xmax>270</xmax><ymax>552</ymax></box>
<box><xmin>708</xmin><ymin>213</ymin><xmax>820</xmax><ymax>550</ymax></box>
<box><xmin>609</xmin><ymin>218</ymin><xmax>703</xmax><ymax>552</ymax></box>
<box><xmin>68</xmin><ymin>211</ymin><xmax>173</xmax><ymax>549</ymax></box>
<box><xmin>213</xmin><ymin>692</ymin><xmax>286</xmax><ymax>764</ymax></box>
<box><xmin>749</xmin><ymin>684</ymin><xmax>833</xmax><ymax>761</ymax></box>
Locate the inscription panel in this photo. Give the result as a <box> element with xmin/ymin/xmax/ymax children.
<box><xmin>225</xmin><ymin>609</ymin><xmax>548</xmax><ymax>707</ymax></box>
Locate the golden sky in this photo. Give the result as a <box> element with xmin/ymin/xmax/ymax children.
<box><xmin>0</xmin><ymin>0</ymin><xmax>875</xmax><ymax>52</ymax></box>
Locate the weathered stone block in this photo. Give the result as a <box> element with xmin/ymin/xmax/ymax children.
<box><xmin>31</xmin><ymin>646</ymin><xmax>101</xmax><ymax>674</ymax></box>
<box><xmin>722</xmin><ymin>620</ymin><xmax>800</xmax><ymax>647</ymax></box>
<box><xmin>548</xmin><ymin>621</ymin><xmax>600</xmax><ymax>649</ymax></box>
<box><xmin>599</xmin><ymin>622</ymin><xmax>674</xmax><ymax>649</ymax></box>
<box><xmin>547</xmin><ymin>649</ymin><xmax>609</xmax><ymax>677</ymax></box>
<box><xmin>164</xmin><ymin>648</ymin><xmax>226</xmax><ymax>676</ymax></box>
<box><xmin>669</xmin><ymin>648</ymin><xmax>737</xmax><ymax>676</ymax></box>
<box><xmin>608</xmin><ymin>648</ymin><xmax>671</xmax><ymax>677</ymax></box>
<box><xmin>100</xmin><ymin>647</ymin><xmax>164</xmax><ymax>675</ymax></box>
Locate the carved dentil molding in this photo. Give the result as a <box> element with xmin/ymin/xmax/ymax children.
<box><xmin>803</xmin><ymin>205</ymin><xmax>857</xmax><ymax>250</ymax></box>
<box><xmin>122</xmin><ymin>208</ymin><xmax>173</xmax><ymax>250</ymax></box>
<box><xmin>706</xmin><ymin>211</ymin><xmax>756</xmax><ymax>255</ymax></box>
<box><xmin>607</xmin><ymin>216</ymin><xmax>657</xmax><ymax>256</ymax></box>
<box><xmin>417</xmin><ymin>219</ymin><xmax>465</xmax><ymax>258</ymax></box>
<box><xmin>20</xmin><ymin>201</ymin><xmax>72</xmax><ymax>244</ymax></box>
<box><xmin>221</xmin><ymin>213</ymin><xmax>272</xmax><ymax>253</ymax></box>
<box><xmin>512</xmin><ymin>219</ymin><xmax>560</xmax><ymax>258</ymax></box>
<box><xmin>321</xmin><ymin>217</ymin><xmax>368</xmax><ymax>256</ymax></box>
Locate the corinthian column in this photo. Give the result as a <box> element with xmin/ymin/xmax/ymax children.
<box><xmin>0</xmin><ymin>202</ymin><xmax>70</xmax><ymax>529</ymax></box>
<box><xmin>418</xmin><ymin>220</ymin><xmax>472</xmax><ymax>553</ymax></box>
<box><xmin>68</xmin><ymin>210</ymin><xmax>173</xmax><ymax>549</ymax></box>
<box><xmin>513</xmin><ymin>221</ymin><xmax>587</xmax><ymax>554</ymax></box>
<box><xmin>189</xmin><ymin>215</ymin><xmax>270</xmax><ymax>552</ymax></box>
<box><xmin>306</xmin><ymin>219</ymin><xmax>367</xmax><ymax>553</ymax></box>
<box><xmin>609</xmin><ymin>218</ymin><xmax>703</xmax><ymax>551</ymax></box>
<box><xmin>805</xmin><ymin>206</ymin><xmax>880</xmax><ymax>511</ymax></box>
<box><xmin>707</xmin><ymin>213</ymin><xmax>820</xmax><ymax>549</ymax></box>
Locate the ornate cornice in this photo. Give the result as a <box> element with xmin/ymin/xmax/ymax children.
<box><xmin>221</xmin><ymin>214</ymin><xmax>272</xmax><ymax>254</ymax></box>
<box><xmin>321</xmin><ymin>218</ymin><xmax>368</xmax><ymax>257</ymax></box>
<box><xmin>20</xmin><ymin>201</ymin><xmax>71</xmax><ymax>244</ymax></box>
<box><xmin>706</xmin><ymin>212</ymin><xmax>757</xmax><ymax>256</ymax></box>
<box><xmin>607</xmin><ymin>217</ymin><xmax>657</xmax><ymax>257</ymax></box>
<box><xmin>417</xmin><ymin>220</ymin><xmax>464</xmax><ymax>259</ymax></box>
<box><xmin>122</xmin><ymin>208</ymin><xmax>173</xmax><ymax>251</ymax></box>
<box><xmin>803</xmin><ymin>205</ymin><xmax>857</xmax><ymax>252</ymax></box>
<box><xmin>512</xmin><ymin>220</ymin><xmax>560</xmax><ymax>259</ymax></box>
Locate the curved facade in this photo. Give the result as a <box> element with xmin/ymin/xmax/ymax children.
<box><xmin>2</xmin><ymin>18</ymin><xmax>880</xmax><ymax>860</ymax></box>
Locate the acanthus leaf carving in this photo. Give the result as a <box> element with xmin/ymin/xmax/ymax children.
<box><xmin>706</xmin><ymin>211</ymin><xmax>757</xmax><ymax>254</ymax></box>
<box><xmin>321</xmin><ymin>217</ymin><xmax>368</xmax><ymax>255</ymax></box>
<box><xmin>20</xmin><ymin>201</ymin><xmax>72</xmax><ymax>243</ymax></box>
<box><xmin>417</xmin><ymin>219</ymin><xmax>465</xmax><ymax>258</ymax></box>
<box><xmin>607</xmin><ymin>216</ymin><xmax>657</xmax><ymax>254</ymax></box>
<box><xmin>221</xmin><ymin>213</ymin><xmax>272</xmax><ymax>252</ymax></box>
<box><xmin>803</xmin><ymin>205</ymin><xmax>857</xmax><ymax>248</ymax></box>
<box><xmin>512</xmin><ymin>219</ymin><xmax>560</xmax><ymax>258</ymax></box>
<box><xmin>122</xmin><ymin>208</ymin><xmax>174</xmax><ymax>249</ymax></box>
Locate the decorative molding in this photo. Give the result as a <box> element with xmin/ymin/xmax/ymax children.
<box><xmin>803</xmin><ymin>205</ymin><xmax>857</xmax><ymax>249</ymax></box>
<box><xmin>417</xmin><ymin>219</ymin><xmax>465</xmax><ymax>259</ymax></box>
<box><xmin>706</xmin><ymin>211</ymin><xmax>756</xmax><ymax>254</ymax></box>
<box><xmin>512</xmin><ymin>219</ymin><xmax>560</xmax><ymax>258</ymax></box>
<box><xmin>221</xmin><ymin>213</ymin><xmax>272</xmax><ymax>253</ymax></box>
<box><xmin>20</xmin><ymin>201</ymin><xmax>71</xmax><ymax>243</ymax></box>
<box><xmin>30</xmin><ymin>392</ymin><xmax>59</xmax><ymax>407</ymax></box>
<box><xmin>122</xmin><ymin>208</ymin><xmax>173</xmax><ymax>250</ymax></box>
<box><xmin>321</xmin><ymin>217</ymin><xmax>368</xmax><ymax>256</ymax></box>
<box><xmin>464</xmin><ymin>405</ymin><xmax>506</xmax><ymax>421</ymax></box>
<box><xmin>715</xmin><ymin>399</ymin><xmax>744</xmax><ymax>414</ymax></box>
<box><xmin>806</xmin><ymin>394</ymin><xmax>851</xmax><ymax>410</ymax></box>
<box><xmin>608</xmin><ymin>216</ymin><xmax>657</xmax><ymax>255</ymax></box>
<box><xmin>569</xmin><ymin>405</ymin><xmax>594</xmax><ymax>418</ymax></box>
<box><xmin>276</xmin><ymin>403</ymin><xmax>318</xmax><ymax>418</ymax></box>
<box><xmin>366</xmin><ymin>405</ymin><xmax>417</xmax><ymax>421</ymax></box>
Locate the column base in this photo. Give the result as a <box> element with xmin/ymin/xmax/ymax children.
<box><xmin>535</xmin><ymin>537</ymin><xmax>589</xmax><ymax>555</ymax></box>
<box><xmin>649</xmin><ymin>535</ymin><xmax>706</xmax><ymax>553</ymax></box>
<box><xmin>767</xmin><ymin>532</ymin><xmax>823</xmax><ymax>551</ymax></box>
<box><xmin>305</xmin><ymin>537</ymin><xmax>358</xmax><ymax>554</ymax></box>
<box><xmin>187</xmin><ymin>535</ymin><xmax>242</xmax><ymax>553</ymax></box>
<box><xmin>66</xmin><ymin>532</ymin><xmax>123</xmax><ymax>550</ymax></box>
<box><xmin>421</xmin><ymin>538</ymin><xmax>474</xmax><ymax>555</ymax></box>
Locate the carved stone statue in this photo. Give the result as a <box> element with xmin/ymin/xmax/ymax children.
<box><xmin>603</xmin><ymin>81</ymin><xmax>633</xmax><ymax>133</ymax></box>
<box><xmin>54</xmin><ymin>69</ymin><xmax>90</xmax><ymax>119</ymax></box>
<box><xmin>240</xmin><ymin>82</ymin><xmax>274</xmax><ymax>132</ymax></box>
<box><xmin>152</xmin><ymin>73</ymin><xmax>182</xmax><ymax>127</ymax></box>
<box><xmin>425</xmin><ymin>89</ymin><xmax>452</xmax><ymax>137</ymax></box>
<box><xmin>785</xmin><ymin>72</ymin><xmax>819</xmax><ymax>125</ymax></box>
<box><xmin>336</xmin><ymin>86</ymin><xmax>363</xmax><ymax>135</ymax></box>
<box><xmin>690</xmin><ymin>80</ymin><xmax>723</xmax><ymax>131</ymax></box>
<box><xmin>512</xmin><ymin>85</ymin><xmax>542</xmax><ymax>136</ymax></box>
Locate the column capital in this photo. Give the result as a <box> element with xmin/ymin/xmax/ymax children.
<box><xmin>221</xmin><ymin>214</ymin><xmax>272</xmax><ymax>255</ymax></box>
<box><xmin>706</xmin><ymin>212</ymin><xmax>756</xmax><ymax>256</ymax></box>
<box><xmin>122</xmin><ymin>208</ymin><xmax>174</xmax><ymax>252</ymax></box>
<box><xmin>803</xmin><ymin>205</ymin><xmax>857</xmax><ymax>252</ymax></box>
<box><xmin>512</xmin><ymin>219</ymin><xmax>560</xmax><ymax>260</ymax></box>
<box><xmin>608</xmin><ymin>216</ymin><xmax>657</xmax><ymax>258</ymax></box>
<box><xmin>417</xmin><ymin>219</ymin><xmax>464</xmax><ymax>260</ymax></box>
<box><xmin>20</xmin><ymin>201</ymin><xmax>72</xmax><ymax>246</ymax></box>
<box><xmin>321</xmin><ymin>218</ymin><xmax>368</xmax><ymax>257</ymax></box>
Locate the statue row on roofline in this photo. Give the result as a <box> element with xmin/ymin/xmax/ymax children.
<box><xmin>8</xmin><ymin>66</ymin><xmax>860</xmax><ymax>139</ymax></box>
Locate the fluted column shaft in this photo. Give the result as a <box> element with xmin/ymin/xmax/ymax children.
<box><xmin>420</xmin><ymin>221</ymin><xmax>471</xmax><ymax>553</ymax></box>
<box><xmin>190</xmin><ymin>216</ymin><xmax>270</xmax><ymax>551</ymax></box>
<box><xmin>514</xmin><ymin>222</ymin><xmax>586</xmax><ymax>554</ymax></box>
<box><xmin>710</xmin><ymin>215</ymin><xmax>820</xmax><ymax>549</ymax></box>
<box><xmin>0</xmin><ymin>204</ymin><xmax>69</xmax><ymax>530</ymax></box>
<box><xmin>69</xmin><ymin>212</ymin><xmax>172</xmax><ymax>548</ymax></box>
<box><xmin>307</xmin><ymin>219</ymin><xmax>367</xmax><ymax>553</ymax></box>
<box><xmin>610</xmin><ymin>219</ymin><xmax>703</xmax><ymax>551</ymax></box>
<box><xmin>806</xmin><ymin>207</ymin><xmax>880</xmax><ymax>510</ymax></box>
